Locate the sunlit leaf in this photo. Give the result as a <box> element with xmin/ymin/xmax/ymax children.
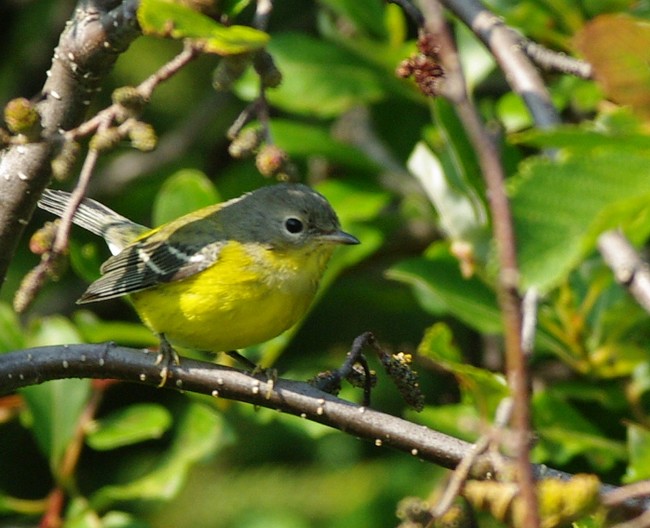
<box><xmin>575</xmin><ymin>15</ymin><xmax>650</xmax><ymax>120</ymax></box>
<box><xmin>138</xmin><ymin>0</ymin><xmax>269</xmax><ymax>55</ymax></box>
<box><xmin>624</xmin><ymin>422</ymin><xmax>650</xmax><ymax>482</ymax></box>
<box><xmin>407</xmin><ymin>141</ymin><xmax>487</xmax><ymax>245</ymax></box>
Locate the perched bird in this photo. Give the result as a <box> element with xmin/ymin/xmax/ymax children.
<box><xmin>38</xmin><ymin>183</ymin><xmax>359</xmax><ymax>380</ymax></box>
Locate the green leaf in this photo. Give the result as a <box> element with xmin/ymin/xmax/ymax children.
<box><xmin>408</xmin><ymin>403</ymin><xmax>481</xmax><ymax>443</ymax></box>
<box><xmin>624</xmin><ymin>422</ymin><xmax>650</xmax><ymax>482</ymax></box>
<box><xmin>86</xmin><ymin>404</ymin><xmax>173</xmax><ymax>451</ymax></box>
<box><xmin>532</xmin><ymin>390</ymin><xmax>626</xmax><ymax>470</ymax></box>
<box><xmin>318</xmin><ymin>0</ymin><xmax>388</xmax><ymax>39</ymax></box>
<box><xmin>235</xmin><ymin>32</ymin><xmax>385</xmax><ymax>117</ymax></box>
<box><xmin>138</xmin><ymin>0</ymin><xmax>269</xmax><ymax>55</ymax></box>
<box><xmin>0</xmin><ymin>302</ymin><xmax>26</xmax><ymax>352</ymax></box>
<box><xmin>20</xmin><ymin>316</ymin><xmax>91</xmax><ymax>470</ymax></box>
<box><xmin>269</xmin><ymin>119</ymin><xmax>379</xmax><ymax>173</ymax></box>
<box><xmin>510</xmin><ymin>131</ymin><xmax>650</xmax><ymax>291</ymax></box>
<box><xmin>387</xmin><ymin>244</ymin><xmax>502</xmax><ymax>334</ymax></box>
<box><xmin>152</xmin><ymin>169</ymin><xmax>220</xmax><ymax>226</ymax></box>
<box><xmin>64</xmin><ymin>501</ymin><xmax>150</xmax><ymax>528</ymax></box>
<box><xmin>90</xmin><ymin>402</ymin><xmax>225</xmax><ymax>510</ymax></box>
<box><xmin>73</xmin><ymin>310</ymin><xmax>158</xmax><ymax>348</ymax></box>
<box><xmin>417</xmin><ymin>323</ymin><xmax>508</xmax><ymax>416</ymax></box>
<box><xmin>69</xmin><ymin>240</ymin><xmax>103</xmax><ymax>284</ymax></box>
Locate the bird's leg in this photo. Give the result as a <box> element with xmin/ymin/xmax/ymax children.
<box><xmin>225</xmin><ymin>350</ymin><xmax>259</xmax><ymax>371</ymax></box>
<box><xmin>156</xmin><ymin>333</ymin><xmax>180</xmax><ymax>387</ymax></box>
<box><xmin>225</xmin><ymin>350</ymin><xmax>277</xmax><ymax>398</ymax></box>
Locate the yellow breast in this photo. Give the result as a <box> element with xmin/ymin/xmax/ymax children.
<box><xmin>130</xmin><ymin>241</ymin><xmax>334</xmax><ymax>352</ymax></box>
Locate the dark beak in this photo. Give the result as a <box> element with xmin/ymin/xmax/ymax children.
<box><xmin>319</xmin><ymin>230</ymin><xmax>360</xmax><ymax>245</ymax></box>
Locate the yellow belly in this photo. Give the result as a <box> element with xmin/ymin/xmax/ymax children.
<box><xmin>130</xmin><ymin>241</ymin><xmax>330</xmax><ymax>351</ymax></box>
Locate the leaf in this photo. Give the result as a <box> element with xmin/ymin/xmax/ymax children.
<box><xmin>138</xmin><ymin>0</ymin><xmax>269</xmax><ymax>55</ymax></box>
<box><xmin>86</xmin><ymin>404</ymin><xmax>173</xmax><ymax>451</ymax></box>
<box><xmin>417</xmin><ymin>323</ymin><xmax>509</xmax><ymax>417</ymax></box>
<box><xmin>407</xmin><ymin>141</ymin><xmax>487</xmax><ymax>245</ymax></box>
<box><xmin>387</xmin><ymin>244</ymin><xmax>502</xmax><ymax>334</ymax></box>
<box><xmin>235</xmin><ymin>32</ymin><xmax>385</xmax><ymax>117</ymax></box>
<box><xmin>624</xmin><ymin>422</ymin><xmax>650</xmax><ymax>482</ymax></box>
<box><xmin>152</xmin><ymin>169</ymin><xmax>220</xmax><ymax>226</ymax></box>
<box><xmin>69</xmin><ymin>240</ymin><xmax>103</xmax><ymax>284</ymax></box>
<box><xmin>510</xmin><ymin>132</ymin><xmax>650</xmax><ymax>291</ymax></box>
<box><xmin>64</xmin><ymin>501</ymin><xmax>151</xmax><ymax>528</ymax></box>
<box><xmin>0</xmin><ymin>302</ymin><xmax>26</xmax><ymax>352</ymax></box>
<box><xmin>20</xmin><ymin>316</ymin><xmax>91</xmax><ymax>470</ymax></box>
<box><xmin>90</xmin><ymin>402</ymin><xmax>225</xmax><ymax>510</ymax></box>
<box><xmin>269</xmin><ymin>119</ymin><xmax>379</xmax><ymax>173</ymax></box>
<box><xmin>408</xmin><ymin>403</ymin><xmax>482</xmax><ymax>443</ymax></box>
<box><xmin>318</xmin><ymin>0</ymin><xmax>388</xmax><ymax>39</ymax></box>
<box><xmin>73</xmin><ymin>311</ymin><xmax>158</xmax><ymax>347</ymax></box>
<box><xmin>575</xmin><ymin>15</ymin><xmax>650</xmax><ymax>120</ymax></box>
<box><xmin>532</xmin><ymin>391</ymin><xmax>626</xmax><ymax>470</ymax></box>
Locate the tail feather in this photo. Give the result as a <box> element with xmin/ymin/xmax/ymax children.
<box><xmin>38</xmin><ymin>189</ymin><xmax>149</xmax><ymax>254</ymax></box>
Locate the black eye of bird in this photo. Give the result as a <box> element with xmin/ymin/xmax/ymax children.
<box><xmin>284</xmin><ymin>217</ymin><xmax>304</xmax><ymax>234</ymax></box>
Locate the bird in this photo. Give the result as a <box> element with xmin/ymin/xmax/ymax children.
<box><xmin>38</xmin><ymin>183</ymin><xmax>359</xmax><ymax>382</ymax></box>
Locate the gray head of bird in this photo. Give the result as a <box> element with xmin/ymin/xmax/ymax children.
<box><xmin>226</xmin><ymin>183</ymin><xmax>360</xmax><ymax>251</ymax></box>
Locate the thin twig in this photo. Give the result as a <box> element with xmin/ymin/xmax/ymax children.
<box><xmin>429</xmin><ymin>398</ymin><xmax>513</xmax><ymax>522</ymax></box>
<box><xmin>416</xmin><ymin>0</ymin><xmax>540</xmax><ymax>525</ymax></box>
<box><xmin>603</xmin><ymin>480</ymin><xmax>650</xmax><ymax>508</ymax></box>
<box><xmin>253</xmin><ymin>0</ymin><xmax>274</xmax><ymax>31</ymax></box>
<box><xmin>597</xmin><ymin>230</ymin><xmax>650</xmax><ymax>314</ymax></box>
<box><xmin>14</xmin><ymin>42</ymin><xmax>203</xmax><ymax>312</ymax></box>
<box><xmin>68</xmin><ymin>41</ymin><xmax>201</xmax><ymax>141</ymax></box>
<box><xmin>520</xmin><ymin>39</ymin><xmax>592</xmax><ymax>78</ymax></box>
<box><xmin>521</xmin><ymin>288</ymin><xmax>539</xmax><ymax>357</ymax></box>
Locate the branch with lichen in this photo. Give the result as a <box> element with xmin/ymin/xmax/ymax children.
<box><xmin>0</xmin><ymin>0</ymin><xmax>141</xmax><ymax>288</ymax></box>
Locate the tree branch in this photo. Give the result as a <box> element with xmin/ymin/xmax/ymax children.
<box><xmin>598</xmin><ymin>230</ymin><xmax>650</xmax><ymax>314</ymax></box>
<box><xmin>441</xmin><ymin>0</ymin><xmax>561</xmax><ymax>128</ymax></box>
<box><xmin>2</xmin><ymin>343</ymin><xmax>648</xmax><ymax>516</ymax></box>
<box><xmin>1</xmin><ymin>343</ymin><xmax>468</xmax><ymax>469</ymax></box>
<box><xmin>0</xmin><ymin>0</ymin><xmax>140</xmax><ymax>288</ymax></box>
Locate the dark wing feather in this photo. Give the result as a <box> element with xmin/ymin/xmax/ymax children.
<box><xmin>78</xmin><ymin>228</ymin><xmax>225</xmax><ymax>304</ymax></box>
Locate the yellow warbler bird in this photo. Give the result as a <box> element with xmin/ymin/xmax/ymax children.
<box><xmin>38</xmin><ymin>184</ymin><xmax>359</xmax><ymax>378</ymax></box>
